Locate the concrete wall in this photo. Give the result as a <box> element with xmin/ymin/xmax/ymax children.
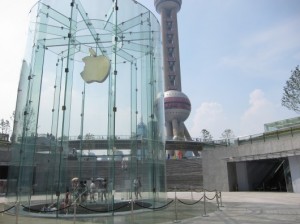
<box><xmin>227</xmin><ymin>162</ymin><xmax>237</xmax><ymax>191</ymax></box>
<box><xmin>0</xmin><ymin>142</ymin><xmax>11</xmax><ymax>153</ymax></box>
<box><xmin>203</xmin><ymin>131</ymin><xmax>300</xmax><ymax>192</ymax></box>
<box><xmin>236</xmin><ymin>162</ymin><xmax>249</xmax><ymax>191</ymax></box>
<box><xmin>289</xmin><ymin>155</ymin><xmax>300</xmax><ymax>193</ymax></box>
<box><xmin>202</xmin><ymin>147</ymin><xmax>231</xmax><ymax>191</ymax></box>
<box><xmin>0</xmin><ymin>151</ymin><xmax>11</xmax><ymax>163</ymax></box>
<box><xmin>0</xmin><ymin>143</ymin><xmax>11</xmax><ymax>181</ymax></box>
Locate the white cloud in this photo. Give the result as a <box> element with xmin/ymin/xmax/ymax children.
<box><xmin>239</xmin><ymin>89</ymin><xmax>300</xmax><ymax>136</ymax></box>
<box><xmin>187</xmin><ymin>89</ymin><xmax>299</xmax><ymax>139</ymax></box>
<box><xmin>239</xmin><ymin>89</ymin><xmax>275</xmax><ymax>135</ymax></box>
<box><xmin>189</xmin><ymin>102</ymin><xmax>229</xmax><ymax>139</ymax></box>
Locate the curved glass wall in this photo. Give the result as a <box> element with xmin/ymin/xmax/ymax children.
<box><xmin>7</xmin><ymin>0</ymin><xmax>165</xmax><ymax>213</ymax></box>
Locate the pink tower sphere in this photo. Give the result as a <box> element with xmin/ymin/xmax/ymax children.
<box><xmin>164</xmin><ymin>90</ymin><xmax>191</xmax><ymax>122</ymax></box>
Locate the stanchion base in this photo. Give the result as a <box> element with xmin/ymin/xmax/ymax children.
<box><xmin>173</xmin><ymin>220</ymin><xmax>181</xmax><ymax>223</ymax></box>
<box><xmin>202</xmin><ymin>214</ymin><xmax>209</xmax><ymax>217</ymax></box>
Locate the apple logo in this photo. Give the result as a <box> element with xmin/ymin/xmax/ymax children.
<box><xmin>80</xmin><ymin>48</ymin><xmax>111</xmax><ymax>84</ymax></box>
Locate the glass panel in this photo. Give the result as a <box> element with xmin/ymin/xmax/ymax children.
<box><xmin>8</xmin><ymin>0</ymin><xmax>166</xmax><ymax>215</ymax></box>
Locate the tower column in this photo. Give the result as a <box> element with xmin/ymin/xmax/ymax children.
<box><xmin>166</xmin><ymin>121</ymin><xmax>173</xmax><ymax>139</ymax></box>
<box><xmin>172</xmin><ymin>119</ymin><xmax>179</xmax><ymax>139</ymax></box>
<box><xmin>155</xmin><ymin>0</ymin><xmax>192</xmax><ymax>142</ymax></box>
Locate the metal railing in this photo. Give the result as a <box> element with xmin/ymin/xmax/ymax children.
<box><xmin>1</xmin><ymin>188</ymin><xmax>222</xmax><ymax>223</ymax></box>
<box><xmin>12</xmin><ymin>124</ymin><xmax>300</xmax><ymax>151</ymax></box>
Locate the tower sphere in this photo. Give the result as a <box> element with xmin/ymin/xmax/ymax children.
<box><xmin>164</xmin><ymin>90</ymin><xmax>191</xmax><ymax>122</ymax></box>
<box><xmin>155</xmin><ymin>0</ymin><xmax>182</xmax><ymax>14</ymax></box>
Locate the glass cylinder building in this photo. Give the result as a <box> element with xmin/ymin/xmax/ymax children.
<box><xmin>7</xmin><ymin>0</ymin><xmax>166</xmax><ymax>214</ymax></box>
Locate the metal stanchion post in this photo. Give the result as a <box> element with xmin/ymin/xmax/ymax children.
<box><xmin>202</xmin><ymin>191</ymin><xmax>208</xmax><ymax>217</ymax></box>
<box><xmin>73</xmin><ymin>201</ymin><xmax>77</xmax><ymax>224</ymax></box>
<box><xmin>15</xmin><ymin>201</ymin><xmax>19</xmax><ymax>224</ymax></box>
<box><xmin>112</xmin><ymin>190</ymin><xmax>115</xmax><ymax>217</ymax></box>
<box><xmin>190</xmin><ymin>186</ymin><xmax>193</xmax><ymax>200</ymax></box>
<box><xmin>215</xmin><ymin>190</ymin><xmax>220</xmax><ymax>210</ymax></box>
<box><xmin>173</xmin><ymin>187</ymin><xmax>181</xmax><ymax>223</ymax></box>
<box><xmin>131</xmin><ymin>198</ymin><xmax>134</xmax><ymax>223</ymax></box>
<box><xmin>219</xmin><ymin>191</ymin><xmax>224</xmax><ymax>207</ymax></box>
<box><xmin>56</xmin><ymin>191</ymin><xmax>60</xmax><ymax>219</ymax></box>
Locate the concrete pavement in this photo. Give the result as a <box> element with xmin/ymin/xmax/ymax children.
<box><xmin>172</xmin><ymin>192</ymin><xmax>300</xmax><ymax>224</ymax></box>
<box><xmin>0</xmin><ymin>192</ymin><xmax>300</xmax><ymax>223</ymax></box>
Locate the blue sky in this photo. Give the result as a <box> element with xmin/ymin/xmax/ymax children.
<box><xmin>0</xmin><ymin>0</ymin><xmax>299</xmax><ymax>139</ymax></box>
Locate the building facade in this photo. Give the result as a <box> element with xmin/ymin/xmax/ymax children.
<box><xmin>203</xmin><ymin>119</ymin><xmax>300</xmax><ymax>193</ymax></box>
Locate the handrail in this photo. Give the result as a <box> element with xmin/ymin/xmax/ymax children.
<box><xmin>32</xmin><ymin>124</ymin><xmax>300</xmax><ymax>146</ymax></box>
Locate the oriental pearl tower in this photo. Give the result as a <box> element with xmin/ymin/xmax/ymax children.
<box><xmin>155</xmin><ymin>0</ymin><xmax>192</xmax><ymax>142</ymax></box>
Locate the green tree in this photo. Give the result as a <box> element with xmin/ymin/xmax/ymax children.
<box><xmin>85</xmin><ymin>133</ymin><xmax>95</xmax><ymax>140</ymax></box>
<box><xmin>200</xmin><ymin>129</ymin><xmax>213</xmax><ymax>142</ymax></box>
<box><xmin>221</xmin><ymin>129</ymin><xmax>235</xmax><ymax>145</ymax></box>
<box><xmin>10</xmin><ymin>111</ymin><xmax>15</xmax><ymax>128</ymax></box>
<box><xmin>221</xmin><ymin>129</ymin><xmax>235</xmax><ymax>139</ymax></box>
<box><xmin>0</xmin><ymin>119</ymin><xmax>10</xmax><ymax>134</ymax></box>
<box><xmin>282</xmin><ymin>65</ymin><xmax>300</xmax><ymax>113</ymax></box>
<box><xmin>85</xmin><ymin>133</ymin><xmax>95</xmax><ymax>152</ymax></box>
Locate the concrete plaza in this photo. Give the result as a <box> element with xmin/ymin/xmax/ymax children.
<box><xmin>0</xmin><ymin>192</ymin><xmax>300</xmax><ymax>223</ymax></box>
<box><xmin>177</xmin><ymin>191</ymin><xmax>300</xmax><ymax>224</ymax></box>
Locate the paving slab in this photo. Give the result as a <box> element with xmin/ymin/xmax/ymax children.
<box><xmin>0</xmin><ymin>192</ymin><xmax>300</xmax><ymax>223</ymax></box>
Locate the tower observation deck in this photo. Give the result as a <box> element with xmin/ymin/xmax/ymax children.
<box><xmin>155</xmin><ymin>0</ymin><xmax>192</xmax><ymax>142</ymax></box>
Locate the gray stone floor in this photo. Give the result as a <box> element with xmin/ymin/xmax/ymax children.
<box><xmin>1</xmin><ymin>192</ymin><xmax>300</xmax><ymax>223</ymax></box>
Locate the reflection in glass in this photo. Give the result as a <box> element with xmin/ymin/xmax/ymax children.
<box><xmin>8</xmin><ymin>0</ymin><xmax>166</xmax><ymax>215</ymax></box>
